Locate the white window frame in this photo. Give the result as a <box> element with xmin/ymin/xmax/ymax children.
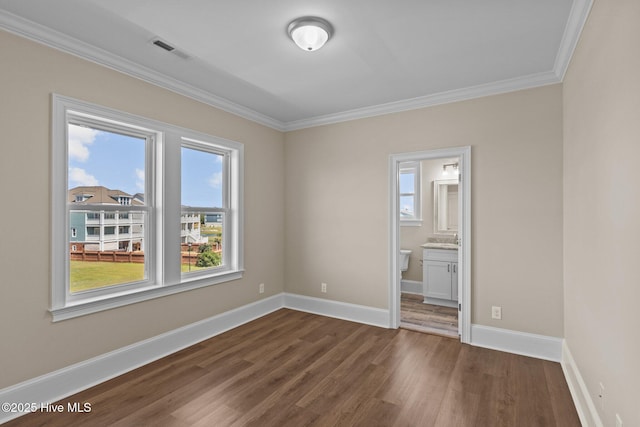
<box><xmin>399</xmin><ymin>161</ymin><xmax>422</xmax><ymax>226</ymax></box>
<box><xmin>51</xmin><ymin>94</ymin><xmax>244</xmax><ymax>321</ymax></box>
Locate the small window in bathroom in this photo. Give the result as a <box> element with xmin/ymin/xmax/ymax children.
<box><xmin>399</xmin><ymin>161</ymin><xmax>422</xmax><ymax>226</ymax></box>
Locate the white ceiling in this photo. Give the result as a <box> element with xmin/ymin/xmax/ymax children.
<box><xmin>0</xmin><ymin>0</ymin><xmax>590</xmax><ymax>130</ymax></box>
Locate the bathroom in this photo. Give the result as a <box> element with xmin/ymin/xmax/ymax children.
<box><xmin>399</xmin><ymin>157</ymin><xmax>460</xmax><ymax>337</ymax></box>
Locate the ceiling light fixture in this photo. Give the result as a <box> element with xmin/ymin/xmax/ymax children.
<box><xmin>287</xmin><ymin>16</ymin><xmax>333</xmax><ymax>51</ymax></box>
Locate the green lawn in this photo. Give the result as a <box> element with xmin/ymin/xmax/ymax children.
<box><xmin>70</xmin><ymin>261</ymin><xmax>145</xmax><ymax>293</ymax></box>
<box><xmin>70</xmin><ymin>260</ymin><xmax>210</xmax><ymax>293</ymax></box>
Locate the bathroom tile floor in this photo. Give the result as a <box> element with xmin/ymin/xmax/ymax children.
<box><xmin>400</xmin><ymin>293</ymin><xmax>459</xmax><ymax>338</ymax></box>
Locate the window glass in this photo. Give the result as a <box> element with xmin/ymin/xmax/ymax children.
<box><xmin>399</xmin><ymin>171</ymin><xmax>415</xmax><ymax>194</ymax></box>
<box><xmin>181</xmin><ymin>147</ymin><xmax>225</xmax><ymax>274</ymax></box>
<box><xmin>399</xmin><ymin>162</ymin><xmax>421</xmax><ymax>222</ymax></box>
<box><xmin>67</xmin><ymin>123</ymin><xmax>147</xmax><ymax>294</ymax></box>
<box><xmin>181</xmin><ymin>147</ymin><xmax>223</xmax><ymax>208</ymax></box>
<box><xmin>400</xmin><ymin>195</ymin><xmax>415</xmax><ymax>218</ymax></box>
<box><xmin>67</xmin><ymin>124</ymin><xmax>146</xmax><ymax>204</ymax></box>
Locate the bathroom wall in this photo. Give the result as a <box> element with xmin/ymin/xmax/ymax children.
<box><xmin>563</xmin><ymin>0</ymin><xmax>640</xmax><ymax>424</ymax></box>
<box><xmin>0</xmin><ymin>30</ymin><xmax>285</xmax><ymax>389</ymax></box>
<box><xmin>400</xmin><ymin>157</ymin><xmax>458</xmax><ymax>284</ymax></box>
<box><xmin>285</xmin><ymin>83</ymin><xmax>564</xmax><ymax>337</ymax></box>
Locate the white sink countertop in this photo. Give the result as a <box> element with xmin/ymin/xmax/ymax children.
<box><xmin>421</xmin><ymin>242</ymin><xmax>458</xmax><ymax>250</ymax></box>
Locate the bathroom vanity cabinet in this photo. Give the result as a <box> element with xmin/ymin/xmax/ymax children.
<box><xmin>423</xmin><ymin>248</ymin><xmax>458</xmax><ymax>304</ymax></box>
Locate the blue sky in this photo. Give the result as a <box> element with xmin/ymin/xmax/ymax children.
<box><xmin>68</xmin><ymin>124</ymin><xmax>223</xmax><ymax>207</ymax></box>
<box><xmin>399</xmin><ymin>170</ymin><xmax>415</xmax><ymax>214</ymax></box>
<box><xmin>181</xmin><ymin>146</ymin><xmax>223</xmax><ymax>207</ymax></box>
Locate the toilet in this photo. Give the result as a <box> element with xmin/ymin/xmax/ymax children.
<box><xmin>400</xmin><ymin>249</ymin><xmax>412</xmax><ymax>276</ymax></box>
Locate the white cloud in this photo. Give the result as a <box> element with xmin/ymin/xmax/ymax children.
<box><xmin>208</xmin><ymin>171</ymin><xmax>222</xmax><ymax>189</ymax></box>
<box><xmin>135</xmin><ymin>168</ymin><xmax>145</xmax><ymax>191</ymax></box>
<box><xmin>69</xmin><ymin>167</ymin><xmax>99</xmax><ymax>186</ymax></box>
<box><xmin>68</xmin><ymin>124</ymin><xmax>100</xmax><ymax>162</ymax></box>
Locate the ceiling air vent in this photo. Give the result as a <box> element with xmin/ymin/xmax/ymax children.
<box><xmin>153</xmin><ymin>39</ymin><xmax>174</xmax><ymax>52</ymax></box>
<box><xmin>151</xmin><ymin>38</ymin><xmax>191</xmax><ymax>60</ymax></box>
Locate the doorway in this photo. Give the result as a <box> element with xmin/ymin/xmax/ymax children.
<box><xmin>389</xmin><ymin>146</ymin><xmax>471</xmax><ymax>343</ymax></box>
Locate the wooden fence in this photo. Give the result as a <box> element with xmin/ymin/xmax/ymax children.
<box><xmin>70</xmin><ymin>250</ymin><xmax>145</xmax><ymax>263</ymax></box>
<box><xmin>70</xmin><ymin>243</ymin><xmax>220</xmax><ymax>264</ymax></box>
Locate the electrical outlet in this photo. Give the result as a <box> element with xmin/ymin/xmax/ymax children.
<box><xmin>321</xmin><ymin>282</ymin><xmax>327</xmax><ymax>293</ymax></box>
<box><xmin>615</xmin><ymin>413</ymin><xmax>623</xmax><ymax>427</ymax></box>
<box><xmin>259</xmin><ymin>283</ymin><xmax>264</xmax><ymax>294</ymax></box>
<box><xmin>598</xmin><ymin>382</ymin><xmax>605</xmax><ymax>410</ymax></box>
<box><xmin>491</xmin><ymin>306</ymin><xmax>502</xmax><ymax>320</ymax></box>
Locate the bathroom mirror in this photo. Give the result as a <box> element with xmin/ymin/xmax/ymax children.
<box><xmin>433</xmin><ymin>179</ymin><xmax>458</xmax><ymax>234</ymax></box>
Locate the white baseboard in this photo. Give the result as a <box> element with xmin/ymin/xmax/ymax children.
<box><xmin>561</xmin><ymin>340</ymin><xmax>603</xmax><ymax>427</ymax></box>
<box><xmin>0</xmin><ymin>294</ymin><xmax>284</xmax><ymax>424</ymax></box>
<box><xmin>283</xmin><ymin>293</ymin><xmax>390</xmax><ymax>328</ymax></box>
<box><xmin>400</xmin><ymin>280</ymin><xmax>422</xmax><ymax>294</ymax></box>
<box><xmin>470</xmin><ymin>324</ymin><xmax>563</xmax><ymax>362</ymax></box>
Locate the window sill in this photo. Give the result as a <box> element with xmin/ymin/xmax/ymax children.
<box><xmin>50</xmin><ymin>270</ymin><xmax>244</xmax><ymax>322</ymax></box>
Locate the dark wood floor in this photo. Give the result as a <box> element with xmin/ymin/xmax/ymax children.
<box><xmin>401</xmin><ymin>293</ymin><xmax>459</xmax><ymax>338</ymax></box>
<box><xmin>6</xmin><ymin>309</ymin><xmax>580</xmax><ymax>427</ymax></box>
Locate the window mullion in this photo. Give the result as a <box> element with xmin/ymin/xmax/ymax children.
<box><xmin>162</xmin><ymin>132</ymin><xmax>182</xmax><ymax>287</ymax></box>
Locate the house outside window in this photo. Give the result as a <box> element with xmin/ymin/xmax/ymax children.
<box><xmin>52</xmin><ymin>95</ymin><xmax>244</xmax><ymax>321</ymax></box>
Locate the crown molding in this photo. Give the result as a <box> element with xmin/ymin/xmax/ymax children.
<box><xmin>1</xmin><ymin>0</ymin><xmax>592</xmax><ymax>133</ymax></box>
<box><xmin>0</xmin><ymin>10</ymin><xmax>286</xmax><ymax>132</ymax></box>
<box><xmin>553</xmin><ymin>0</ymin><xmax>594</xmax><ymax>81</ymax></box>
<box><xmin>285</xmin><ymin>0</ymin><xmax>592</xmax><ymax>131</ymax></box>
<box><xmin>283</xmin><ymin>71</ymin><xmax>561</xmax><ymax>131</ymax></box>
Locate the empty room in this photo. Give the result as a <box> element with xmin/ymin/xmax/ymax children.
<box><xmin>0</xmin><ymin>1</ymin><xmax>638</xmax><ymax>426</ymax></box>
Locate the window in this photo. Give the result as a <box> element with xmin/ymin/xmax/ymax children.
<box><xmin>52</xmin><ymin>95</ymin><xmax>244</xmax><ymax>321</ymax></box>
<box><xmin>180</xmin><ymin>145</ymin><xmax>227</xmax><ymax>274</ymax></box>
<box><xmin>399</xmin><ymin>161</ymin><xmax>422</xmax><ymax>226</ymax></box>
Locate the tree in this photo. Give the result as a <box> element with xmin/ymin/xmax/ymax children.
<box><xmin>196</xmin><ymin>250</ymin><xmax>221</xmax><ymax>267</ymax></box>
<box><xmin>195</xmin><ymin>243</ymin><xmax>220</xmax><ymax>267</ymax></box>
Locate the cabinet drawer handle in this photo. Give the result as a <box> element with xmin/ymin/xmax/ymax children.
<box><xmin>453</xmin><ymin>264</ymin><xmax>456</xmax><ymax>273</ymax></box>
<box><xmin>448</xmin><ymin>264</ymin><xmax>450</xmax><ymax>273</ymax></box>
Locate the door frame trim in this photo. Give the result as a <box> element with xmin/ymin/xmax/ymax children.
<box><xmin>388</xmin><ymin>146</ymin><xmax>471</xmax><ymax>343</ymax></box>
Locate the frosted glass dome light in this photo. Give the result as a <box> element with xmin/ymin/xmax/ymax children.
<box><xmin>288</xmin><ymin>17</ymin><xmax>333</xmax><ymax>51</ymax></box>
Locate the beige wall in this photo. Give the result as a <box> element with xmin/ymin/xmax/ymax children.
<box><xmin>0</xmin><ymin>30</ymin><xmax>285</xmax><ymax>388</ymax></box>
<box><xmin>285</xmin><ymin>84</ymin><xmax>564</xmax><ymax>337</ymax></box>
<box><xmin>400</xmin><ymin>157</ymin><xmax>458</xmax><ymax>283</ymax></box>
<box><xmin>563</xmin><ymin>0</ymin><xmax>640</xmax><ymax>425</ymax></box>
